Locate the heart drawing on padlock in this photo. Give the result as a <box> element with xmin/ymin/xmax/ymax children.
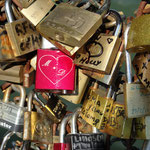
<box><xmin>38</xmin><ymin>55</ymin><xmax>74</xmax><ymax>85</ymax></box>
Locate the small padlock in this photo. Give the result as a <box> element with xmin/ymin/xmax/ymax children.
<box><xmin>35</xmin><ymin>48</ymin><xmax>75</xmax><ymax>93</ymax></box>
<box><xmin>0</xmin><ymin>84</ymin><xmax>26</xmax><ymax>132</ymax></box>
<box><xmin>124</xmin><ymin>25</ymin><xmax>150</xmax><ymax>118</ymax></box>
<box><xmin>34</xmin><ymin>92</ymin><xmax>67</xmax><ymax>123</ymax></box>
<box><xmin>0</xmin><ymin>65</ymin><xmax>23</xmax><ymax>83</ymax></box>
<box><xmin>65</xmin><ymin>108</ymin><xmax>105</xmax><ymax>150</ymax></box>
<box><xmin>132</xmin><ymin>52</ymin><xmax>150</xmax><ymax>91</ymax></box>
<box><xmin>103</xmin><ymin>94</ymin><xmax>133</xmax><ymax>139</ymax></box>
<box><xmin>53</xmin><ymin>113</ymin><xmax>72</xmax><ymax>150</ymax></box>
<box><xmin>23</xmin><ymin>60</ymin><xmax>35</xmax><ymax>88</ymax></box>
<box><xmin>36</xmin><ymin>3</ymin><xmax>102</xmax><ymax>48</ymax></box>
<box><xmin>23</xmin><ymin>91</ymin><xmax>53</xmax><ymax>144</ymax></box>
<box><xmin>82</xmin><ymin>39</ymin><xmax>124</xmax><ymax>85</ymax></box>
<box><xmin>81</xmin><ymin>82</ymin><xmax>114</xmax><ymax>129</ymax></box>
<box><xmin>5</xmin><ymin>0</ymin><xmax>42</xmax><ymax>57</ymax></box>
<box><xmin>74</xmin><ymin>9</ymin><xmax>122</xmax><ymax>74</ymax></box>
<box><xmin>60</xmin><ymin>69</ymin><xmax>90</xmax><ymax>104</ymax></box>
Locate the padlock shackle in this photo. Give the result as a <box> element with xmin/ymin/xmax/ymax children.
<box><xmin>3</xmin><ymin>84</ymin><xmax>26</xmax><ymax>107</ymax></box>
<box><xmin>60</xmin><ymin>113</ymin><xmax>72</xmax><ymax>143</ymax></box>
<box><xmin>27</xmin><ymin>91</ymin><xmax>34</xmax><ymax>112</ymax></box>
<box><xmin>33</xmin><ymin>92</ymin><xmax>45</xmax><ymax>107</ymax></box>
<box><xmin>124</xmin><ymin>24</ymin><xmax>132</xmax><ymax>83</ymax></box>
<box><xmin>71</xmin><ymin>107</ymin><xmax>81</xmax><ymax>134</ymax></box>
<box><xmin>5</xmin><ymin>0</ymin><xmax>15</xmax><ymax>23</ymax></box>
<box><xmin>106</xmin><ymin>86</ymin><xmax>113</xmax><ymax>98</ymax></box>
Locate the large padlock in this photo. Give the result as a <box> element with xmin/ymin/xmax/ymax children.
<box><xmin>35</xmin><ymin>48</ymin><xmax>75</xmax><ymax>93</ymax></box>
<box><xmin>124</xmin><ymin>25</ymin><xmax>150</xmax><ymax>118</ymax></box>
<box><xmin>54</xmin><ymin>113</ymin><xmax>72</xmax><ymax>150</ymax></box>
<box><xmin>0</xmin><ymin>65</ymin><xmax>23</xmax><ymax>83</ymax></box>
<box><xmin>0</xmin><ymin>84</ymin><xmax>26</xmax><ymax>132</ymax></box>
<box><xmin>103</xmin><ymin>93</ymin><xmax>133</xmax><ymax>139</ymax></box>
<box><xmin>36</xmin><ymin>3</ymin><xmax>102</xmax><ymax>48</ymax></box>
<box><xmin>80</xmin><ymin>82</ymin><xmax>114</xmax><ymax>129</ymax></box>
<box><xmin>82</xmin><ymin>39</ymin><xmax>124</xmax><ymax>85</ymax></box>
<box><xmin>60</xmin><ymin>69</ymin><xmax>90</xmax><ymax>104</ymax></box>
<box><xmin>23</xmin><ymin>91</ymin><xmax>53</xmax><ymax>144</ymax></box>
<box><xmin>132</xmin><ymin>52</ymin><xmax>150</xmax><ymax>91</ymax></box>
<box><xmin>74</xmin><ymin>9</ymin><xmax>122</xmax><ymax>74</ymax></box>
<box><xmin>5</xmin><ymin>0</ymin><xmax>42</xmax><ymax>57</ymax></box>
<box><xmin>34</xmin><ymin>92</ymin><xmax>67</xmax><ymax>123</ymax></box>
<box><xmin>65</xmin><ymin>108</ymin><xmax>105</xmax><ymax>150</ymax></box>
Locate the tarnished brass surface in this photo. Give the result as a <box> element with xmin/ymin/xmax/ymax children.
<box><xmin>23</xmin><ymin>111</ymin><xmax>53</xmax><ymax>144</ymax></box>
<box><xmin>124</xmin><ymin>83</ymin><xmax>150</xmax><ymax>118</ymax></box>
<box><xmin>81</xmin><ymin>89</ymin><xmax>114</xmax><ymax>129</ymax></box>
<box><xmin>21</xmin><ymin>0</ymin><xmax>54</xmax><ymax>26</ymax></box>
<box><xmin>133</xmin><ymin>52</ymin><xmax>150</xmax><ymax>91</ymax></box>
<box><xmin>5</xmin><ymin>18</ymin><xmax>42</xmax><ymax>57</ymax></box>
<box><xmin>127</xmin><ymin>14</ymin><xmax>150</xmax><ymax>53</ymax></box>
<box><xmin>74</xmin><ymin>35</ymin><xmax>121</xmax><ymax>74</ymax></box>
<box><xmin>36</xmin><ymin>3</ymin><xmax>102</xmax><ymax>47</ymax></box>
<box><xmin>104</xmin><ymin>103</ymin><xmax>132</xmax><ymax>139</ymax></box>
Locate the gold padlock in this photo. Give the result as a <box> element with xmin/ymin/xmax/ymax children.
<box><xmin>5</xmin><ymin>0</ymin><xmax>42</xmax><ymax>57</ymax></box>
<box><xmin>74</xmin><ymin>10</ymin><xmax>122</xmax><ymax>74</ymax></box>
<box><xmin>124</xmin><ymin>25</ymin><xmax>150</xmax><ymax>118</ymax></box>
<box><xmin>81</xmin><ymin>82</ymin><xmax>114</xmax><ymax>129</ymax></box>
<box><xmin>132</xmin><ymin>52</ymin><xmax>150</xmax><ymax>91</ymax></box>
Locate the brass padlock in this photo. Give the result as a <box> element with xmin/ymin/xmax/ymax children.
<box><xmin>81</xmin><ymin>82</ymin><xmax>114</xmax><ymax>129</ymax></box>
<box><xmin>36</xmin><ymin>3</ymin><xmax>102</xmax><ymax>47</ymax></box>
<box><xmin>74</xmin><ymin>10</ymin><xmax>122</xmax><ymax>74</ymax></box>
<box><xmin>0</xmin><ymin>65</ymin><xmax>23</xmax><ymax>83</ymax></box>
<box><xmin>132</xmin><ymin>52</ymin><xmax>150</xmax><ymax>91</ymax></box>
<box><xmin>5</xmin><ymin>0</ymin><xmax>42</xmax><ymax>57</ymax></box>
<box><xmin>60</xmin><ymin>69</ymin><xmax>90</xmax><ymax>104</ymax></box>
<box><xmin>103</xmin><ymin>94</ymin><xmax>133</xmax><ymax>139</ymax></box>
<box><xmin>124</xmin><ymin>25</ymin><xmax>150</xmax><ymax>118</ymax></box>
<box><xmin>82</xmin><ymin>40</ymin><xmax>124</xmax><ymax>85</ymax></box>
<box><xmin>23</xmin><ymin>91</ymin><xmax>53</xmax><ymax>144</ymax></box>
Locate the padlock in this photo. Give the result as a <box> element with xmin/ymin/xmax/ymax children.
<box><xmin>103</xmin><ymin>94</ymin><xmax>133</xmax><ymax>139</ymax></box>
<box><xmin>74</xmin><ymin>9</ymin><xmax>122</xmax><ymax>74</ymax></box>
<box><xmin>5</xmin><ymin>0</ymin><xmax>42</xmax><ymax>57</ymax></box>
<box><xmin>23</xmin><ymin>91</ymin><xmax>53</xmax><ymax>144</ymax></box>
<box><xmin>80</xmin><ymin>82</ymin><xmax>114</xmax><ymax>129</ymax></box>
<box><xmin>131</xmin><ymin>116</ymin><xmax>150</xmax><ymax>139</ymax></box>
<box><xmin>0</xmin><ymin>84</ymin><xmax>26</xmax><ymax>132</ymax></box>
<box><xmin>53</xmin><ymin>113</ymin><xmax>72</xmax><ymax>150</ymax></box>
<box><xmin>35</xmin><ymin>48</ymin><xmax>75</xmax><ymax>93</ymax></box>
<box><xmin>34</xmin><ymin>92</ymin><xmax>67</xmax><ymax>123</ymax></box>
<box><xmin>132</xmin><ymin>52</ymin><xmax>150</xmax><ymax>91</ymax></box>
<box><xmin>21</xmin><ymin>0</ymin><xmax>55</xmax><ymax>26</ymax></box>
<box><xmin>0</xmin><ymin>65</ymin><xmax>23</xmax><ymax>83</ymax></box>
<box><xmin>65</xmin><ymin>107</ymin><xmax>105</xmax><ymax>150</ymax></box>
<box><xmin>124</xmin><ymin>25</ymin><xmax>150</xmax><ymax>118</ymax></box>
<box><xmin>82</xmin><ymin>39</ymin><xmax>124</xmax><ymax>85</ymax></box>
<box><xmin>36</xmin><ymin>3</ymin><xmax>102</xmax><ymax>48</ymax></box>
<box><xmin>23</xmin><ymin>60</ymin><xmax>35</xmax><ymax>88</ymax></box>
<box><xmin>59</xmin><ymin>69</ymin><xmax>90</xmax><ymax>104</ymax></box>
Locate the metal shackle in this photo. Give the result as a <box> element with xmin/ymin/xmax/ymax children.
<box><xmin>124</xmin><ymin>24</ymin><xmax>132</xmax><ymax>83</ymax></box>
<box><xmin>27</xmin><ymin>91</ymin><xmax>35</xmax><ymax>112</ymax></box>
<box><xmin>3</xmin><ymin>84</ymin><xmax>26</xmax><ymax>107</ymax></box>
<box><xmin>5</xmin><ymin>0</ymin><xmax>15</xmax><ymax>22</ymax></box>
<box><xmin>60</xmin><ymin>113</ymin><xmax>72</xmax><ymax>143</ymax></box>
<box><xmin>71</xmin><ymin>107</ymin><xmax>81</xmax><ymax>134</ymax></box>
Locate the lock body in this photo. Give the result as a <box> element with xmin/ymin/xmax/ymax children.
<box><xmin>5</xmin><ymin>18</ymin><xmax>42</xmax><ymax>57</ymax></box>
<box><xmin>124</xmin><ymin>83</ymin><xmax>150</xmax><ymax>118</ymax></box>
<box><xmin>75</xmin><ymin>34</ymin><xmax>121</xmax><ymax>74</ymax></box>
<box><xmin>23</xmin><ymin>111</ymin><xmax>53</xmax><ymax>144</ymax></box>
<box><xmin>127</xmin><ymin>14</ymin><xmax>150</xmax><ymax>53</ymax></box>
<box><xmin>35</xmin><ymin>49</ymin><xmax>75</xmax><ymax>92</ymax></box>
<box><xmin>36</xmin><ymin>3</ymin><xmax>102</xmax><ymax>47</ymax></box>
<box><xmin>133</xmin><ymin>52</ymin><xmax>150</xmax><ymax>91</ymax></box>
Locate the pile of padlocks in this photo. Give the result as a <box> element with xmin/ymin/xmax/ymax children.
<box><xmin>0</xmin><ymin>0</ymin><xmax>150</xmax><ymax>149</ymax></box>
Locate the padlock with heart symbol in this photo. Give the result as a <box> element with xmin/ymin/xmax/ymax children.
<box><xmin>35</xmin><ymin>48</ymin><xmax>75</xmax><ymax>93</ymax></box>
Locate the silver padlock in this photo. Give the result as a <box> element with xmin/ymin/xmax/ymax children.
<box><xmin>0</xmin><ymin>84</ymin><xmax>26</xmax><ymax>132</ymax></box>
